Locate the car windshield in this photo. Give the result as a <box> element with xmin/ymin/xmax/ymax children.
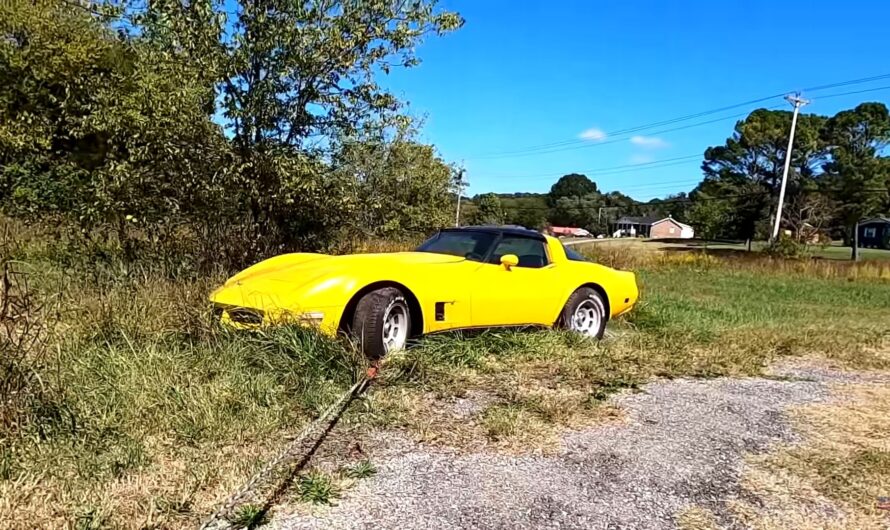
<box><xmin>416</xmin><ymin>230</ymin><xmax>497</xmax><ymax>261</ymax></box>
<box><xmin>563</xmin><ymin>244</ymin><xmax>589</xmax><ymax>262</ymax></box>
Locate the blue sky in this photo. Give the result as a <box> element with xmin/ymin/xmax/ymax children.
<box><xmin>380</xmin><ymin>0</ymin><xmax>890</xmax><ymax>200</ymax></box>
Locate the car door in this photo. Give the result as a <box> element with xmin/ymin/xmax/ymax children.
<box><xmin>470</xmin><ymin>235</ymin><xmax>562</xmax><ymax>327</ymax></box>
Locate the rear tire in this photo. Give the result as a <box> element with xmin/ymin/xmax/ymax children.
<box><xmin>558</xmin><ymin>287</ymin><xmax>607</xmax><ymax>339</ymax></box>
<box><xmin>351</xmin><ymin>287</ymin><xmax>411</xmax><ymax>359</ymax></box>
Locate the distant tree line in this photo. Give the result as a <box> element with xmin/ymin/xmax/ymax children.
<box><xmin>0</xmin><ymin>0</ymin><xmax>463</xmax><ymax>269</ymax></box>
<box><xmin>463</xmin><ymin>104</ymin><xmax>890</xmax><ymax>251</ymax></box>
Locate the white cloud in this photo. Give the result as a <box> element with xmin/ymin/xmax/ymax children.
<box><xmin>629</xmin><ymin>135</ymin><xmax>669</xmax><ymax>148</ymax></box>
<box><xmin>579</xmin><ymin>128</ymin><xmax>607</xmax><ymax>142</ymax></box>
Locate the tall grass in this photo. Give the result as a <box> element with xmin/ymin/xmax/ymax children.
<box><xmin>1</xmin><ymin>260</ymin><xmax>364</xmax><ymax>528</ymax></box>
<box><xmin>576</xmin><ymin>240</ymin><xmax>890</xmax><ymax>281</ymax></box>
<box><xmin>2</xmin><ymin>227</ymin><xmax>889</xmax><ymax>527</ymax></box>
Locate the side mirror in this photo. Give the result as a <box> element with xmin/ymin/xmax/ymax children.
<box><xmin>500</xmin><ymin>254</ymin><xmax>519</xmax><ymax>270</ymax></box>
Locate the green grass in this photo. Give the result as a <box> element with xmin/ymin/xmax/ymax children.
<box><xmin>811</xmin><ymin>243</ymin><xmax>890</xmax><ymax>261</ymax></box>
<box><xmin>297</xmin><ymin>470</ymin><xmax>340</xmax><ymax>505</ymax></box>
<box><xmin>230</xmin><ymin>504</ymin><xmax>268</xmax><ymax>529</ymax></box>
<box><xmin>3</xmin><ymin>229</ymin><xmax>890</xmax><ymax>527</ymax></box>
<box><xmin>587</xmin><ymin>237</ymin><xmax>890</xmax><ymax>262</ymax></box>
<box><xmin>341</xmin><ymin>459</ymin><xmax>377</xmax><ymax>479</ymax></box>
<box><xmin>363</xmin><ymin>256</ymin><xmax>890</xmax><ymax>449</ymax></box>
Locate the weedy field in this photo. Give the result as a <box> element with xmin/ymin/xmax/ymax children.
<box><xmin>1</xmin><ymin>230</ymin><xmax>890</xmax><ymax>529</ymax></box>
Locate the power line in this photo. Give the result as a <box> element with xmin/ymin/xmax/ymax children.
<box><xmin>472</xmin><ymin>105</ymin><xmax>784</xmax><ymax>161</ymax></box>
<box><xmin>478</xmin><ymin>155</ymin><xmax>703</xmax><ymax>181</ymax></box>
<box><xmin>496</xmin><ymin>188</ymin><xmax>888</xmax><ymax>210</ymax></box>
<box><xmin>813</xmin><ymin>85</ymin><xmax>890</xmax><ymax>101</ymax></box>
<box><xmin>802</xmin><ymin>73</ymin><xmax>890</xmax><ymax>92</ymax></box>
<box><xmin>470</xmin><ymin>73</ymin><xmax>890</xmax><ymax>160</ymax></box>
<box><xmin>478</xmin><ymin>85</ymin><xmax>890</xmax><ymax>185</ymax></box>
<box><xmin>474</xmin><ymin>95</ymin><xmax>785</xmax><ymax>157</ymax></box>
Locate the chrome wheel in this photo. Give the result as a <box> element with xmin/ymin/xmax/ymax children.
<box><xmin>382</xmin><ymin>301</ymin><xmax>409</xmax><ymax>352</ymax></box>
<box><xmin>571</xmin><ymin>298</ymin><xmax>603</xmax><ymax>337</ymax></box>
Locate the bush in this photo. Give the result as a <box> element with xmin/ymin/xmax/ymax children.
<box><xmin>763</xmin><ymin>236</ymin><xmax>809</xmax><ymax>259</ymax></box>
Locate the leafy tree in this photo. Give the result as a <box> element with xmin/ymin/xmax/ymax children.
<box><xmin>174</xmin><ymin>0</ymin><xmax>463</xmax><ymax>249</ymax></box>
<box><xmin>699</xmin><ymin>108</ymin><xmax>827</xmax><ymax>240</ymax></box>
<box><xmin>0</xmin><ymin>0</ymin><xmax>229</xmax><ymax>257</ymax></box>
<box><xmin>686</xmin><ymin>194</ymin><xmax>730</xmax><ymax>246</ymax></box>
<box><xmin>472</xmin><ymin>193</ymin><xmax>505</xmax><ymax>225</ymax></box>
<box><xmin>644</xmin><ymin>193</ymin><xmax>691</xmax><ymax>221</ymax></box>
<box><xmin>550</xmin><ymin>194</ymin><xmax>599</xmax><ymax>231</ymax></box>
<box><xmin>499</xmin><ymin>194</ymin><xmax>548</xmax><ymax>229</ymax></box>
<box><xmin>548</xmin><ymin>174</ymin><xmax>598</xmax><ymax>206</ymax></box>
<box><xmin>0</xmin><ymin>0</ymin><xmax>463</xmax><ymax>264</ymax></box>
<box><xmin>820</xmin><ymin>102</ymin><xmax>890</xmax><ymax>257</ymax></box>
<box><xmin>332</xmin><ymin>133</ymin><xmax>455</xmax><ymax>237</ymax></box>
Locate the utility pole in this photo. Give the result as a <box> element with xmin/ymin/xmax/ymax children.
<box><xmin>454</xmin><ymin>168</ymin><xmax>465</xmax><ymax>227</ymax></box>
<box><xmin>771</xmin><ymin>93</ymin><xmax>810</xmax><ymax>241</ymax></box>
<box><xmin>598</xmin><ymin>206</ymin><xmax>619</xmax><ymax>234</ymax></box>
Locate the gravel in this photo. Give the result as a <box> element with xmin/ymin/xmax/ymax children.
<box><xmin>271</xmin><ymin>371</ymin><xmax>857</xmax><ymax>530</ymax></box>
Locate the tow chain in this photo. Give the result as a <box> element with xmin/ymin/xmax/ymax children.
<box><xmin>199</xmin><ymin>362</ymin><xmax>380</xmax><ymax>530</ymax></box>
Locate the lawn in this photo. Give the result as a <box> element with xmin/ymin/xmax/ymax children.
<box><xmin>2</xmin><ymin>234</ymin><xmax>890</xmax><ymax>528</ymax></box>
<box><xmin>580</xmin><ymin>236</ymin><xmax>890</xmax><ymax>262</ymax></box>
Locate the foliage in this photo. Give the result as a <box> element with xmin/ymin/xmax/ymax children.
<box><xmin>332</xmin><ymin>134</ymin><xmax>456</xmax><ymax>238</ymax></box>
<box><xmin>693</xmin><ymin>104</ymin><xmax>890</xmax><ymax>248</ymax></box>
<box><xmin>548</xmin><ymin>173</ymin><xmax>599</xmax><ymax>205</ymax></box>
<box><xmin>472</xmin><ymin>193</ymin><xmax>506</xmax><ymax>225</ymax></box>
<box><xmin>545</xmin><ymin>174</ymin><xmax>640</xmax><ymax>234</ymax></box>
<box><xmin>820</xmin><ymin>103</ymin><xmax>890</xmax><ymax>241</ymax></box>
<box><xmin>644</xmin><ymin>193</ymin><xmax>692</xmax><ymax>222</ymax></box>
<box><xmin>341</xmin><ymin>459</ymin><xmax>377</xmax><ymax>479</ymax></box>
<box><xmin>0</xmin><ymin>0</ymin><xmax>463</xmax><ymax>266</ymax></box>
<box><xmin>499</xmin><ymin>193</ymin><xmax>549</xmax><ymax>229</ymax></box>
<box><xmin>763</xmin><ymin>235</ymin><xmax>808</xmax><ymax>259</ymax></box>
<box><xmin>231</xmin><ymin>504</ymin><xmax>268</xmax><ymax>529</ymax></box>
<box><xmin>697</xmin><ymin>108</ymin><xmax>827</xmax><ymax>241</ymax></box>
<box><xmin>297</xmin><ymin>470</ymin><xmax>340</xmax><ymax>505</ymax></box>
<box><xmin>686</xmin><ymin>194</ymin><xmax>729</xmax><ymax>243</ymax></box>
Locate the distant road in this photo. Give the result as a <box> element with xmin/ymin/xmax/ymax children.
<box><xmin>562</xmin><ymin>237</ymin><xmax>610</xmax><ymax>246</ymax></box>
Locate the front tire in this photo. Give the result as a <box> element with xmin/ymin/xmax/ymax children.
<box><xmin>558</xmin><ymin>287</ymin><xmax>607</xmax><ymax>339</ymax></box>
<box><xmin>351</xmin><ymin>287</ymin><xmax>411</xmax><ymax>359</ymax></box>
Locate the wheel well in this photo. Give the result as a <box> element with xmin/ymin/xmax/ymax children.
<box><xmin>577</xmin><ymin>283</ymin><xmax>611</xmax><ymax>319</ymax></box>
<box><xmin>339</xmin><ymin>281</ymin><xmax>424</xmax><ymax>337</ymax></box>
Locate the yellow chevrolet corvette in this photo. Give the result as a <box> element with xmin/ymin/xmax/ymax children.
<box><xmin>210</xmin><ymin>226</ymin><xmax>638</xmax><ymax>357</ymax></box>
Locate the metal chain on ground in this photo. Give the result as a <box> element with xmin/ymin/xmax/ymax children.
<box><xmin>199</xmin><ymin>364</ymin><xmax>379</xmax><ymax>530</ymax></box>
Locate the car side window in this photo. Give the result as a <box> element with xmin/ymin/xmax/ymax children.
<box><xmin>489</xmin><ymin>236</ymin><xmax>549</xmax><ymax>268</ymax></box>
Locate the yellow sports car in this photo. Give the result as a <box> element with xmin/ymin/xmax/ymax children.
<box><xmin>210</xmin><ymin>226</ymin><xmax>638</xmax><ymax>357</ymax></box>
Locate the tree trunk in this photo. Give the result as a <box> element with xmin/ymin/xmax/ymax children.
<box><xmin>851</xmin><ymin>222</ymin><xmax>859</xmax><ymax>261</ymax></box>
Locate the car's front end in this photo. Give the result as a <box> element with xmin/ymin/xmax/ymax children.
<box><xmin>208</xmin><ymin>252</ymin><xmax>350</xmax><ymax>334</ymax></box>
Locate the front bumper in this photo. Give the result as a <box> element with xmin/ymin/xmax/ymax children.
<box><xmin>212</xmin><ymin>303</ymin><xmax>339</xmax><ymax>335</ymax></box>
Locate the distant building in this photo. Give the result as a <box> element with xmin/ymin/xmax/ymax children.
<box><xmin>548</xmin><ymin>226</ymin><xmax>592</xmax><ymax>238</ymax></box>
<box><xmin>612</xmin><ymin>216</ymin><xmax>661</xmax><ymax>237</ymax></box>
<box><xmin>611</xmin><ymin>216</ymin><xmax>695</xmax><ymax>239</ymax></box>
<box><xmin>650</xmin><ymin>217</ymin><xmax>695</xmax><ymax>239</ymax></box>
<box><xmin>858</xmin><ymin>217</ymin><xmax>890</xmax><ymax>249</ymax></box>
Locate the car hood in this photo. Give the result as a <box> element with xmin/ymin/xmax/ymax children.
<box><xmin>211</xmin><ymin>251</ymin><xmax>465</xmax><ymax>308</ymax></box>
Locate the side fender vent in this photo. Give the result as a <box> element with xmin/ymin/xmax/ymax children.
<box><xmin>435</xmin><ymin>302</ymin><xmax>446</xmax><ymax>321</ymax></box>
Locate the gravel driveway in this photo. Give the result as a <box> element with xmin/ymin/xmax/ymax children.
<box><xmin>272</xmin><ymin>366</ymin><xmax>875</xmax><ymax>530</ymax></box>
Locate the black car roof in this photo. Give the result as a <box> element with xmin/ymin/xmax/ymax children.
<box><xmin>439</xmin><ymin>225</ymin><xmax>546</xmax><ymax>241</ymax></box>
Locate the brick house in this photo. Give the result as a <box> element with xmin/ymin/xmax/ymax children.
<box><xmin>650</xmin><ymin>217</ymin><xmax>694</xmax><ymax>239</ymax></box>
